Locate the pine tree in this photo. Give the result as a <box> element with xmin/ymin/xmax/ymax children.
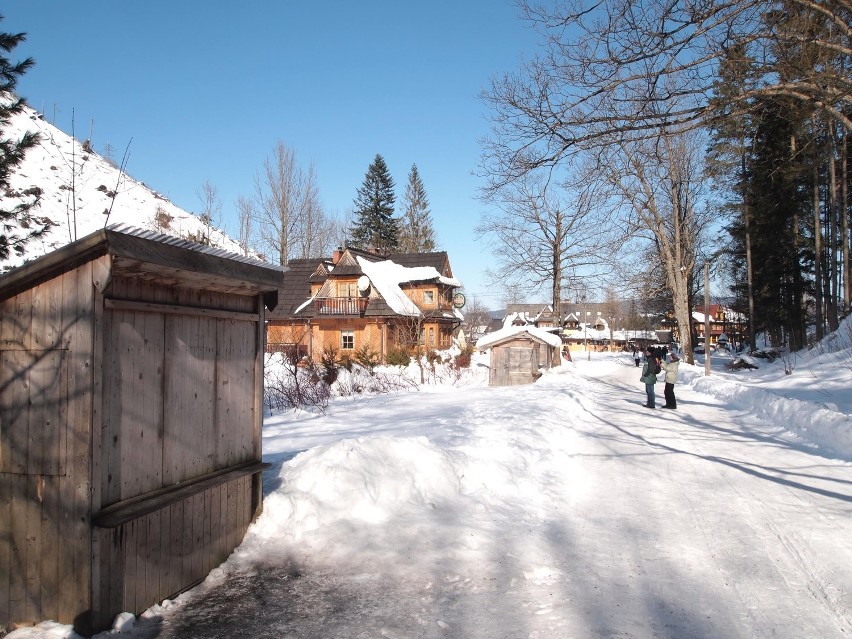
<box><xmin>747</xmin><ymin>96</ymin><xmax>811</xmax><ymax>349</ymax></box>
<box><xmin>706</xmin><ymin>41</ymin><xmax>760</xmax><ymax>349</ymax></box>
<box><xmin>349</xmin><ymin>154</ymin><xmax>398</xmax><ymax>252</ymax></box>
<box><xmin>398</xmin><ymin>164</ymin><xmax>436</xmax><ymax>252</ymax></box>
<box><xmin>0</xmin><ymin>18</ymin><xmax>52</xmax><ymax>260</ymax></box>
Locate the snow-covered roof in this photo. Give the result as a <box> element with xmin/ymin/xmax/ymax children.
<box><xmin>357</xmin><ymin>256</ymin><xmax>462</xmax><ymax>317</ymax></box>
<box><xmin>503</xmin><ymin>311</ymin><xmax>532</xmax><ymax>328</ymax></box>
<box><xmin>476</xmin><ymin>324</ymin><xmax>564</xmax><ymax>350</ymax></box>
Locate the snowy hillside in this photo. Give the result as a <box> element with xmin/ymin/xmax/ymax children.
<box><xmin>2</xmin><ymin>103</ymin><xmax>241</xmax><ymax>271</ymax></box>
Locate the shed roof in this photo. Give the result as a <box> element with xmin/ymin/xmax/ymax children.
<box><xmin>476</xmin><ymin>325</ymin><xmax>564</xmax><ymax>350</ymax></box>
<box><xmin>0</xmin><ymin>224</ymin><xmax>284</xmax><ymax>308</ymax></box>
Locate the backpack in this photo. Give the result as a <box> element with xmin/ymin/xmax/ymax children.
<box><xmin>654</xmin><ymin>358</ymin><xmax>662</xmax><ymax>375</ymax></box>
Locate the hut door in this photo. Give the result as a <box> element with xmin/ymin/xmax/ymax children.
<box><xmin>507</xmin><ymin>346</ymin><xmax>536</xmax><ymax>385</ymax></box>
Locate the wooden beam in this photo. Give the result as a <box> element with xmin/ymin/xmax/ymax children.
<box><xmin>104</xmin><ymin>299</ymin><xmax>260</xmax><ymax>322</ymax></box>
<box><xmin>92</xmin><ymin>460</ymin><xmax>270</xmax><ymax>528</ymax></box>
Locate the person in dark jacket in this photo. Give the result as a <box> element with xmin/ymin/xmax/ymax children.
<box><xmin>639</xmin><ymin>347</ymin><xmax>659</xmax><ymax>408</ymax></box>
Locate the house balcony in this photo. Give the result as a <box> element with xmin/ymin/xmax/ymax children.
<box><xmin>312</xmin><ymin>296</ymin><xmax>369</xmax><ymax>316</ymax></box>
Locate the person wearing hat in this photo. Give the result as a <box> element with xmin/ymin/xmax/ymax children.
<box><xmin>661</xmin><ymin>352</ymin><xmax>680</xmax><ymax>409</ymax></box>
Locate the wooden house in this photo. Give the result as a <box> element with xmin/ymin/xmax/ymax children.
<box><xmin>476</xmin><ymin>326</ymin><xmax>563</xmax><ymax>386</ymax></box>
<box><xmin>267</xmin><ymin>247</ymin><xmax>463</xmax><ymax>362</ymax></box>
<box><xmin>0</xmin><ymin>226</ymin><xmax>283</xmax><ymax>635</ymax></box>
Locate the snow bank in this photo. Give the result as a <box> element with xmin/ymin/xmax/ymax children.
<box><xmin>681</xmin><ymin>365</ymin><xmax>852</xmax><ymax>458</ymax></box>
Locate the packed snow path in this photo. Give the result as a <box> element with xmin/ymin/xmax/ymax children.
<box><xmin>21</xmin><ymin>357</ymin><xmax>849</xmax><ymax>639</ymax></box>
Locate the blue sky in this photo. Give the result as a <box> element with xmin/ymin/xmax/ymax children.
<box><xmin>3</xmin><ymin>1</ymin><xmax>539</xmax><ymax>308</ymax></box>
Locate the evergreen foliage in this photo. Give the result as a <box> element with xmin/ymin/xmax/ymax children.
<box><xmin>398</xmin><ymin>164</ymin><xmax>436</xmax><ymax>252</ymax></box>
<box><xmin>0</xmin><ymin>17</ymin><xmax>54</xmax><ymax>260</ymax></box>
<box><xmin>707</xmin><ymin>4</ymin><xmax>837</xmax><ymax>350</ymax></box>
<box><xmin>349</xmin><ymin>154</ymin><xmax>399</xmax><ymax>252</ymax></box>
<box><xmin>745</xmin><ymin>97</ymin><xmax>811</xmax><ymax>349</ymax></box>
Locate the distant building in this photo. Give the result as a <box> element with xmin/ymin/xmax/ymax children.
<box><xmin>267</xmin><ymin>247</ymin><xmax>464</xmax><ymax>362</ymax></box>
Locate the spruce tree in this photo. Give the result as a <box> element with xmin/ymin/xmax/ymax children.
<box><xmin>747</xmin><ymin>96</ymin><xmax>811</xmax><ymax>348</ymax></box>
<box><xmin>398</xmin><ymin>163</ymin><xmax>436</xmax><ymax>253</ymax></box>
<box><xmin>0</xmin><ymin>17</ymin><xmax>52</xmax><ymax>260</ymax></box>
<box><xmin>349</xmin><ymin>153</ymin><xmax>399</xmax><ymax>252</ymax></box>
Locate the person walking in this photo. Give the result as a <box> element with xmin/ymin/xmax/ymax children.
<box><xmin>661</xmin><ymin>353</ymin><xmax>680</xmax><ymax>409</ymax></box>
<box><xmin>639</xmin><ymin>347</ymin><xmax>659</xmax><ymax>408</ymax></box>
<box><xmin>632</xmin><ymin>347</ymin><xmax>641</xmax><ymax>367</ymax></box>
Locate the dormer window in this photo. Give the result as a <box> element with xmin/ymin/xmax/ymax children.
<box><xmin>422</xmin><ymin>290</ymin><xmax>435</xmax><ymax>304</ymax></box>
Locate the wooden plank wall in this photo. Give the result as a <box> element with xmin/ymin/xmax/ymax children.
<box><xmin>100</xmin><ymin>278</ymin><xmax>258</xmax><ymax>504</ymax></box>
<box><xmin>0</xmin><ymin>261</ymin><xmax>94</xmax><ymax>630</ymax></box>
<box><xmin>93</xmin><ymin>278</ymin><xmax>263</xmax><ymax>631</ymax></box>
<box><xmin>2</xmin><ymin>269</ymin><xmax>266</xmax><ymax>633</ymax></box>
<box><xmin>92</xmin><ymin>473</ymin><xmax>256</xmax><ymax>628</ymax></box>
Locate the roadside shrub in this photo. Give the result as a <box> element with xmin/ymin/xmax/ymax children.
<box><xmin>264</xmin><ymin>353</ymin><xmax>330</xmax><ymax>413</ymax></box>
<box><xmin>385</xmin><ymin>346</ymin><xmax>411</xmax><ymax>367</ymax></box>
<box><xmin>355</xmin><ymin>345</ymin><xmax>380</xmax><ymax>373</ymax></box>
<box><xmin>320</xmin><ymin>347</ymin><xmax>341</xmax><ymax>385</ymax></box>
<box><xmin>453</xmin><ymin>345</ymin><xmax>474</xmax><ymax>369</ymax></box>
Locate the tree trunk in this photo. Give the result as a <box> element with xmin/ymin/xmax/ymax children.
<box><xmin>814</xmin><ymin>162</ymin><xmax>824</xmax><ymax>341</ymax></box>
<box><xmin>742</xmin><ymin>151</ymin><xmax>756</xmax><ymax>352</ymax></box>
<box><xmin>843</xmin><ymin>126</ymin><xmax>851</xmax><ymax>312</ymax></box>
<box><xmin>827</xmin><ymin>130</ymin><xmax>840</xmax><ymax>331</ymax></box>
<box><xmin>552</xmin><ymin>214</ymin><xmax>562</xmax><ymax>312</ymax></box>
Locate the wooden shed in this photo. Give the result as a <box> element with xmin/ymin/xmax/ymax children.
<box><xmin>0</xmin><ymin>226</ymin><xmax>283</xmax><ymax>635</ymax></box>
<box><xmin>476</xmin><ymin>326</ymin><xmax>564</xmax><ymax>386</ymax></box>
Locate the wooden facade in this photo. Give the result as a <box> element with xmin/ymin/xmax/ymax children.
<box><xmin>267</xmin><ymin>248</ymin><xmax>462</xmax><ymax>362</ymax></box>
<box><xmin>0</xmin><ymin>227</ymin><xmax>282</xmax><ymax>635</ymax></box>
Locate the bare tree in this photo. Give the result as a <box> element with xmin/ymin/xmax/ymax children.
<box><xmin>253</xmin><ymin>141</ymin><xmax>334</xmax><ymax>265</ymax></box>
<box><xmin>235</xmin><ymin>195</ymin><xmax>254</xmax><ymax>257</ymax></box>
<box><xmin>476</xmin><ymin>169</ymin><xmax>615</xmax><ymax>310</ymax></box>
<box><xmin>480</xmin><ymin>0</ymin><xmax>852</xmax><ymax>192</ymax></box>
<box><xmin>393</xmin><ymin>313</ymin><xmax>430</xmax><ymax>383</ymax></box>
<box><xmin>195</xmin><ymin>180</ymin><xmax>222</xmax><ymax>246</ymax></box>
<box><xmin>591</xmin><ymin>127</ymin><xmax>714</xmax><ymax>363</ymax></box>
<box><xmin>460</xmin><ymin>296</ymin><xmax>492</xmax><ymax>344</ymax></box>
<box><xmin>601</xmin><ymin>287</ymin><xmax>623</xmax><ymax>351</ymax></box>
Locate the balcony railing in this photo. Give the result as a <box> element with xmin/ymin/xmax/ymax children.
<box><xmin>312</xmin><ymin>297</ymin><xmax>369</xmax><ymax>316</ymax></box>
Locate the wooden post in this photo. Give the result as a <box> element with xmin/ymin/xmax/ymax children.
<box><xmin>704</xmin><ymin>261</ymin><xmax>711</xmax><ymax>377</ymax></box>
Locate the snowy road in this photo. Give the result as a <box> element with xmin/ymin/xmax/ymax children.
<box><xmin>554</xmin><ymin>361</ymin><xmax>852</xmax><ymax>637</ymax></box>
<box><xmin>49</xmin><ymin>356</ymin><xmax>852</xmax><ymax>639</ymax></box>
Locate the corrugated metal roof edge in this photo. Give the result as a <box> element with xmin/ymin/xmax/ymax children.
<box><xmin>106</xmin><ymin>223</ymin><xmax>284</xmax><ymax>272</ymax></box>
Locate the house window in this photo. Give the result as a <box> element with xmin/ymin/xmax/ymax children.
<box><xmin>428</xmin><ymin>327</ymin><xmax>435</xmax><ymax>344</ymax></box>
<box><xmin>440</xmin><ymin>327</ymin><xmax>452</xmax><ymax>346</ymax></box>
<box><xmin>341</xmin><ymin>330</ymin><xmax>354</xmax><ymax>350</ymax></box>
<box><xmin>422</xmin><ymin>290</ymin><xmax>435</xmax><ymax>304</ymax></box>
<box><xmin>339</xmin><ymin>282</ymin><xmax>357</xmax><ymax>297</ymax></box>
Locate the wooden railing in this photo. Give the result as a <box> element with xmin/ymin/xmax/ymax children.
<box><xmin>312</xmin><ymin>296</ymin><xmax>369</xmax><ymax>316</ymax></box>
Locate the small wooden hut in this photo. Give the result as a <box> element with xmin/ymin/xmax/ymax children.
<box><xmin>0</xmin><ymin>226</ymin><xmax>282</xmax><ymax>635</ymax></box>
<box><xmin>476</xmin><ymin>326</ymin><xmax>563</xmax><ymax>386</ymax></box>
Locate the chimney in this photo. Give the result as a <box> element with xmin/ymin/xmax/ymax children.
<box><xmin>332</xmin><ymin>247</ymin><xmax>343</xmax><ymax>264</ymax></box>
